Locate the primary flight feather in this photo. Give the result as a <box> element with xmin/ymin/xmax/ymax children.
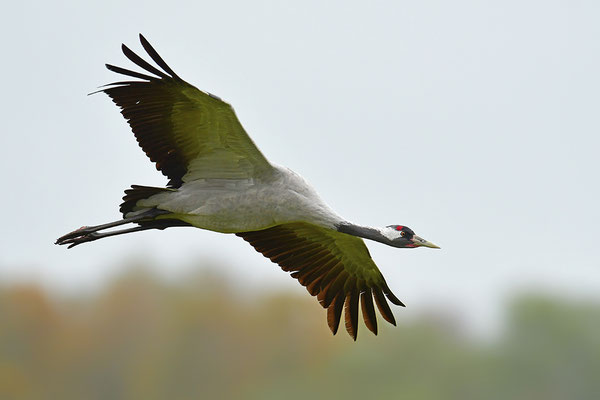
<box><xmin>56</xmin><ymin>34</ymin><xmax>439</xmax><ymax>340</ymax></box>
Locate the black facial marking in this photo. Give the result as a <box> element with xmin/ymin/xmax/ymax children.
<box><xmin>387</xmin><ymin>225</ymin><xmax>415</xmax><ymax>240</ymax></box>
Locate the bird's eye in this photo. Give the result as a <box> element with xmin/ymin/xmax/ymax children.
<box><xmin>400</xmin><ymin>231</ymin><xmax>406</xmax><ymax>237</ymax></box>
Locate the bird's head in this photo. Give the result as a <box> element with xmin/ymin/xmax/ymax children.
<box><xmin>384</xmin><ymin>225</ymin><xmax>440</xmax><ymax>249</ymax></box>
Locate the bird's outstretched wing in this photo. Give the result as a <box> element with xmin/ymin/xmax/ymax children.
<box><xmin>237</xmin><ymin>222</ymin><xmax>404</xmax><ymax>340</ymax></box>
<box><xmin>101</xmin><ymin>34</ymin><xmax>273</xmax><ymax>187</ymax></box>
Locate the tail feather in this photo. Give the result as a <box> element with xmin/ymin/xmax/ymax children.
<box><xmin>120</xmin><ymin>185</ymin><xmax>175</xmax><ymax>217</ymax></box>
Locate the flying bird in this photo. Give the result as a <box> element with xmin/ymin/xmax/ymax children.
<box><xmin>56</xmin><ymin>34</ymin><xmax>439</xmax><ymax>340</ymax></box>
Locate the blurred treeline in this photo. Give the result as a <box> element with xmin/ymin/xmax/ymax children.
<box><xmin>1</xmin><ymin>265</ymin><xmax>599</xmax><ymax>400</ymax></box>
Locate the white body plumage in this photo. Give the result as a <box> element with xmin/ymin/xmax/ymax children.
<box><xmin>136</xmin><ymin>164</ymin><xmax>344</xmax><ymax>233</ymax></box>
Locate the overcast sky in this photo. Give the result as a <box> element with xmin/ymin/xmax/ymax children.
<box><xmin>2</xmin><ymin>0</ymin><xmax>598</xmax><ymax>335</ymax></box>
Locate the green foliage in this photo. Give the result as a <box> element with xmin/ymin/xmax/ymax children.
<box><xmin>0</xmin><ymin>266</ymin><xmax>598</xmax><ymax>400</ymax></box>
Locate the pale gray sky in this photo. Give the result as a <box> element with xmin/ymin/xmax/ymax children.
<box><xmin>2</xmin><ymin>0</ymin><xmax>599</xmax><ymax>335</ymax></box>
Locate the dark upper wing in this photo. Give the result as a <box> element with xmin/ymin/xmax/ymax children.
<box><xmin>101</xmin><ymin>34</ymin><xmax>273</xmax><ymax>187</ymax></box>
<box><xmin>237</xmin><ymin>222</ymin><xmax>404</xmax><ymax>340</ymax></box>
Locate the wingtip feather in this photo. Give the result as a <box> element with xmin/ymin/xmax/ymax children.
<box><xmin>361</xmin><ymin>289</ymin><xmax>378</xmax><ymax>335</ymax></box>
<box><xmin>383</xmin><ymin>284</ymin><xmax>405</xmax><ymax>307</ymax></box>
<box><xmin>138</xmin><ymin>33</ymin><xmax>183</xmax><ymax>81</ymax></box>
<box><xmin>373</xmin><ymin>288</ymin><xmax>397</xmax><ymax>326</ymax></box>
<box><xmin>344</xmin><ymin>291</ymin><xmax>359</xmax><ymax>340</ymax></box>
<box><xmin>327</xmin><ymin>294</ymin><xmax>344</xmax><ymax>335</ymax></box>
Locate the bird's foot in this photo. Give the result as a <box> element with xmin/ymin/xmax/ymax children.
<box><xmin>55</xmin><ymin>227</ymin><xmax>101</xmax><ymax>248</ymax></box>
<box><xmin>56</xmin><ymin>232</ymin><xmax>102</xmax><ymax>249</ymax></box>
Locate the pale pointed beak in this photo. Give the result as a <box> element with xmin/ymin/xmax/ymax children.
<box><xmin>412</xmin><ymin>236</ymin><xmax>440</xmax><ymax>249</ymax></box>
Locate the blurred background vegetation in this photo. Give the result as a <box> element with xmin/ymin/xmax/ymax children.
<box><xmin>1</xmin><ymin>260</ymin><xmax>599</xmax><ymax>400</ymax></box>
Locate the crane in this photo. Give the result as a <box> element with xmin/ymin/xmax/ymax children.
<box><xmin>56</xmin><ymin>34</ymin><xmax>439</xmax><ymax>340</ymax></box>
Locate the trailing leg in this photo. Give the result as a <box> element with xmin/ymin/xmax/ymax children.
<box><xmin>57</xmin><ymin>225</ymin><xmax>168</xmax><ymax>248</ymax></box>
<box><xmin>55</xmin><ymin>208</ymin><xmax>172</xmax><ymax>247</ymax></box>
